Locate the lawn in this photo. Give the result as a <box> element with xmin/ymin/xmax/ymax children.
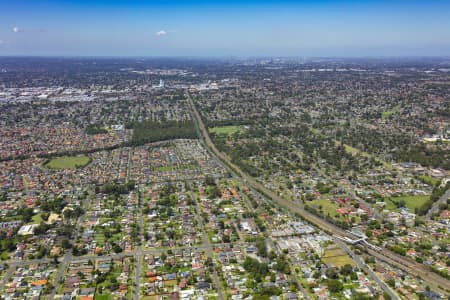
<box><xmin>381</xmin><ymin>104</ymin><xmax>401</xmax><ymax>119</ymax></box>
<box><xmin>155</xmin><ymin>165</ymin><xmax>174</xmax><ymax>172</ymax></box>
<box><xmin>383</xmin><ymin>199</ymin><xmax>399</xmax><ymax>211</ymax></box>
<box><xmin>343</xmin><ymin>282</ymin><xmax>359</xmax><ymax>289</ymax></box>
<box><xmin>418</xmin><ymin>175</ymin><xmax>441</xmax><ymax>187</ymax></box>
<box><xmin>0</xmin><ymin>251</ymin><xmax>9</xmax><ymax>260</ymax></box>
<box><xmin>45</xmin><ymin>155</ymin><xmax>90</xmax><ymax>169</ymax></box>
<box><xmin>94</xmin><ymin>295</ymin><xmax>113</xmax><ymax>300</ymax></box>
<box><xmin>31</xmin><ymin>213</ymin><xmax>43</xmax><ymax>224</ymax></box>
<box><xmin>94</xmin><ymin>232</ymin><xmax>106</xmax><ymax>241</ymax></box>
<box><xmin>209</xmin><ymin>125</ymin><xmax>243</xmax><ymax>135</ymax></box>
<box><xmin>309</xmin><ymin>198</ymin><xmax>363</xmax><ymax>224</ymax></box>
<box><xmin>385</xmin><ymin>195</ymin><xmax>430</xmax><ymax>212</ymax></box>
<box><xmin>155</xmin><ymin>163</ymin><xmax>196</xmax><ymax>172</ymax></box>
<box><xmin>322</xmin><ymin>247</ymin><xmax>355</xmax><ymax>268</ymax></box>
<box><xmin>310</xmin><ymin>198</ymin><xmax>340</xmax><ymax>217</ymax></box>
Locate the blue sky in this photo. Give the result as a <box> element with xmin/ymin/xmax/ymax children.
<box><xmin>0</xmin><ymin>0</ymin><xmax>449</xmax><ymax>57</ymax></box>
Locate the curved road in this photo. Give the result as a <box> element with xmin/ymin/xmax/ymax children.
<box><xmin>186</xmin><ymin>93</ymin><xmax>450</xmax><ymax>296</ymax></box>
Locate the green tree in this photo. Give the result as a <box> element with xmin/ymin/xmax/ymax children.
<box><xmin>326</xmin><ymin>279</ymin><xmax>343</xmax><ymax>293</ymax></box>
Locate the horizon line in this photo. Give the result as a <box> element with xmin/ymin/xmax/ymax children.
<box><xmin>1</xmin><ymin>55</ymin><xmax>450</xmax><ymax>60</ymax></box>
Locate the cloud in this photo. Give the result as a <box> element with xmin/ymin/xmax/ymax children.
<box><xmin>155</xmin><ymin>30</ymin><xmax>168</xmax><ymax>37</ymax></box>
<box><xmin>11</xmin><ymin>27</ymin><xmax>46</xmax><ymax>34</ymax></box>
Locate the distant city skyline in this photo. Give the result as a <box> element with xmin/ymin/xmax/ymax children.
<box><xmin>1</xmin><ymin>0</ymin><xmax>450</xmax><ymax>57</ymax></box>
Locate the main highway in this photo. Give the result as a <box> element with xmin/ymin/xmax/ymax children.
<box><xmin>186</xmin><ymin>92</ymin><xmax>450</xmax><ymax>296</ymax></box>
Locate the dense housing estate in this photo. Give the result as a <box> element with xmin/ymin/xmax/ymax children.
<box><xmin>0</xmin><ymin>57</ymin><xmax>449</xmax><ymax>300</ymax></box>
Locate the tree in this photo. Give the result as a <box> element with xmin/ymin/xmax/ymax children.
<box><xmin>255</xmin><ymin>238</ymin><xmax>267</xmax><ymax>257</ymax></box>
<box><xmin>340</xmin><ymin>264</ymin><xmax>353</xmax><ymax>276</ymax></box>
<box><xmin>242</xmin><ymin>256</ymin><xmax>269</xmax><ymax>277</ymax></box>
<box><xmin>352</xmin><ymin>293</ymin><xmax>372</xmax><ymax>300</ymax></box>
<box><xmin>268</xmin><ymin>251</ymin><xmax>277</xmax><ymax>260</ymax></box>
<box><xmin>382</xmin><ymin>292</ymin><xmax>392</xmax><ymax>300</ymax></box>
<box><xmin>36</xmin><ymin>245</ymin><xmax>47</xmax><ymax>259</ymax></box>
<box><xmin>20</xmin><ymin>207</ymin><xmax>34</xmax><ymax>223</ymax></box>
<box><xmin>3</xmin><ymin>239</ymin><xmax>15</xmax><ymax>252</ymax></box>
<box><xmin>326</xmin><ymin>279</ymin><xmax>343</xmax><ymax>293</ymax></box>
<box><xmin>205</xmin><ymin>176</ymin><xmax>216</xmax><ymax>186</ymax></box>
<box><xmin>128</xmin><ymin>120</ymin><xmax>196</xmax><ymax>146</ymax></box>
<box><xmin>386</xmin><ymin>278</ymin><xmax>395</xmax><ymax>288</ymax></box>
<box><xmin>160</xmin><ymin>252</ymin><xmax>167</xmax><ymax>261</ymax></box>
<box><xmin>326</xmin><ymin>267</ymin><xmax>338</xmax><ymax>279</ymax></box>
<box><xmin>112</xmin><ymin>243</ymin><xmax>122</xmax><ymax>253</ymax></box>
<box><xmin>61</xmin><ymin>239</ymin><xmax>71</xmax><ymax>249</ymax></box>
<box><xmin>274</xmin><ymin>256</ymin><xmax>290</xmax><ymax>274</ymax></box>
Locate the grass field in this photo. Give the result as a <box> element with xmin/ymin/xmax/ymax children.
<box><xmin>94</xmin><ymin>295</ymin><xmax>113</xmax><ymax>300</ymax></box>
<box><xmin>386</xmin><ymin>195</ymin><xmax>430</xmax><ymax>212</ymax></box>
<box><xmin>209</xmin><ymin>125</ymin><xmax>243</xmax><ymax>135</ymax></box>
<box><xmin>0</xmin><ymin>251</ymin><xmax>9</xmax><ymax>260</ymax></box>
<box><xmin>155</xmin><ymin>165</ymin><xmax>174</xmax><ymax>172</ymax></box>
<box><xmin>310</xmin><ymin>198</ymin><xmax>340</xmax><ymax>217</ymax></box>
<box><xmin>322</xmin><ymin>247</ymin><xmax>355</xmax><ymax>268</ymax></box>
<box><xmin>155</xmin><ymin>163</ymin><xmax>196</xmax><ymax>172</ymax></box>
<box><xmin>31</xmin><ymin>213</ymin><xmax>43</xmax><ymax>224</ymax></box>
<box><xmin>381</xmin><ymin>104</ymin><xmax>401</xmax><ymax>119</ymax></box>
<box><xmin>418</xmin><ymin>175</ymin><xmax>441</xmax><ymax>187</ymax></box>
<box><xmin>94</xmin><ymin>233</ymin><xmax>106</xmax><ymax>246</ymax></box>
<box><xmin>45</xmin><ymin>155</ymin><xmax>90</xmax><ymax>169</ymax></box>
<box><xmin>309</xmin><ymin>198</ymin><xmax>362</xmax><ymax>224</ymax></box>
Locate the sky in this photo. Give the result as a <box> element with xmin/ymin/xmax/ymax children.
<box><xmin>0</xmin><ymin>0</ymin><xmax>450</xmax><ymax>57</ymax></box>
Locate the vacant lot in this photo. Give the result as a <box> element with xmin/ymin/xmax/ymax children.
<box><xmin>322</xmin><ymin>247</ymin><xmax>355</xmax><ymax>268</ymax></box>
<box><xmin>45</xmin><ymin>155</ymin><xmax>90</xmax><ymax>169</ymax></box>
<box><xmin>209</xmin><ymin>125</ymin><xmax>243</xmax><ymax>135</ymax></box>
<box><xmin>386</xmin><ymin>195</ymin><xmax>430</xmax><ymax>212</ymax></box>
